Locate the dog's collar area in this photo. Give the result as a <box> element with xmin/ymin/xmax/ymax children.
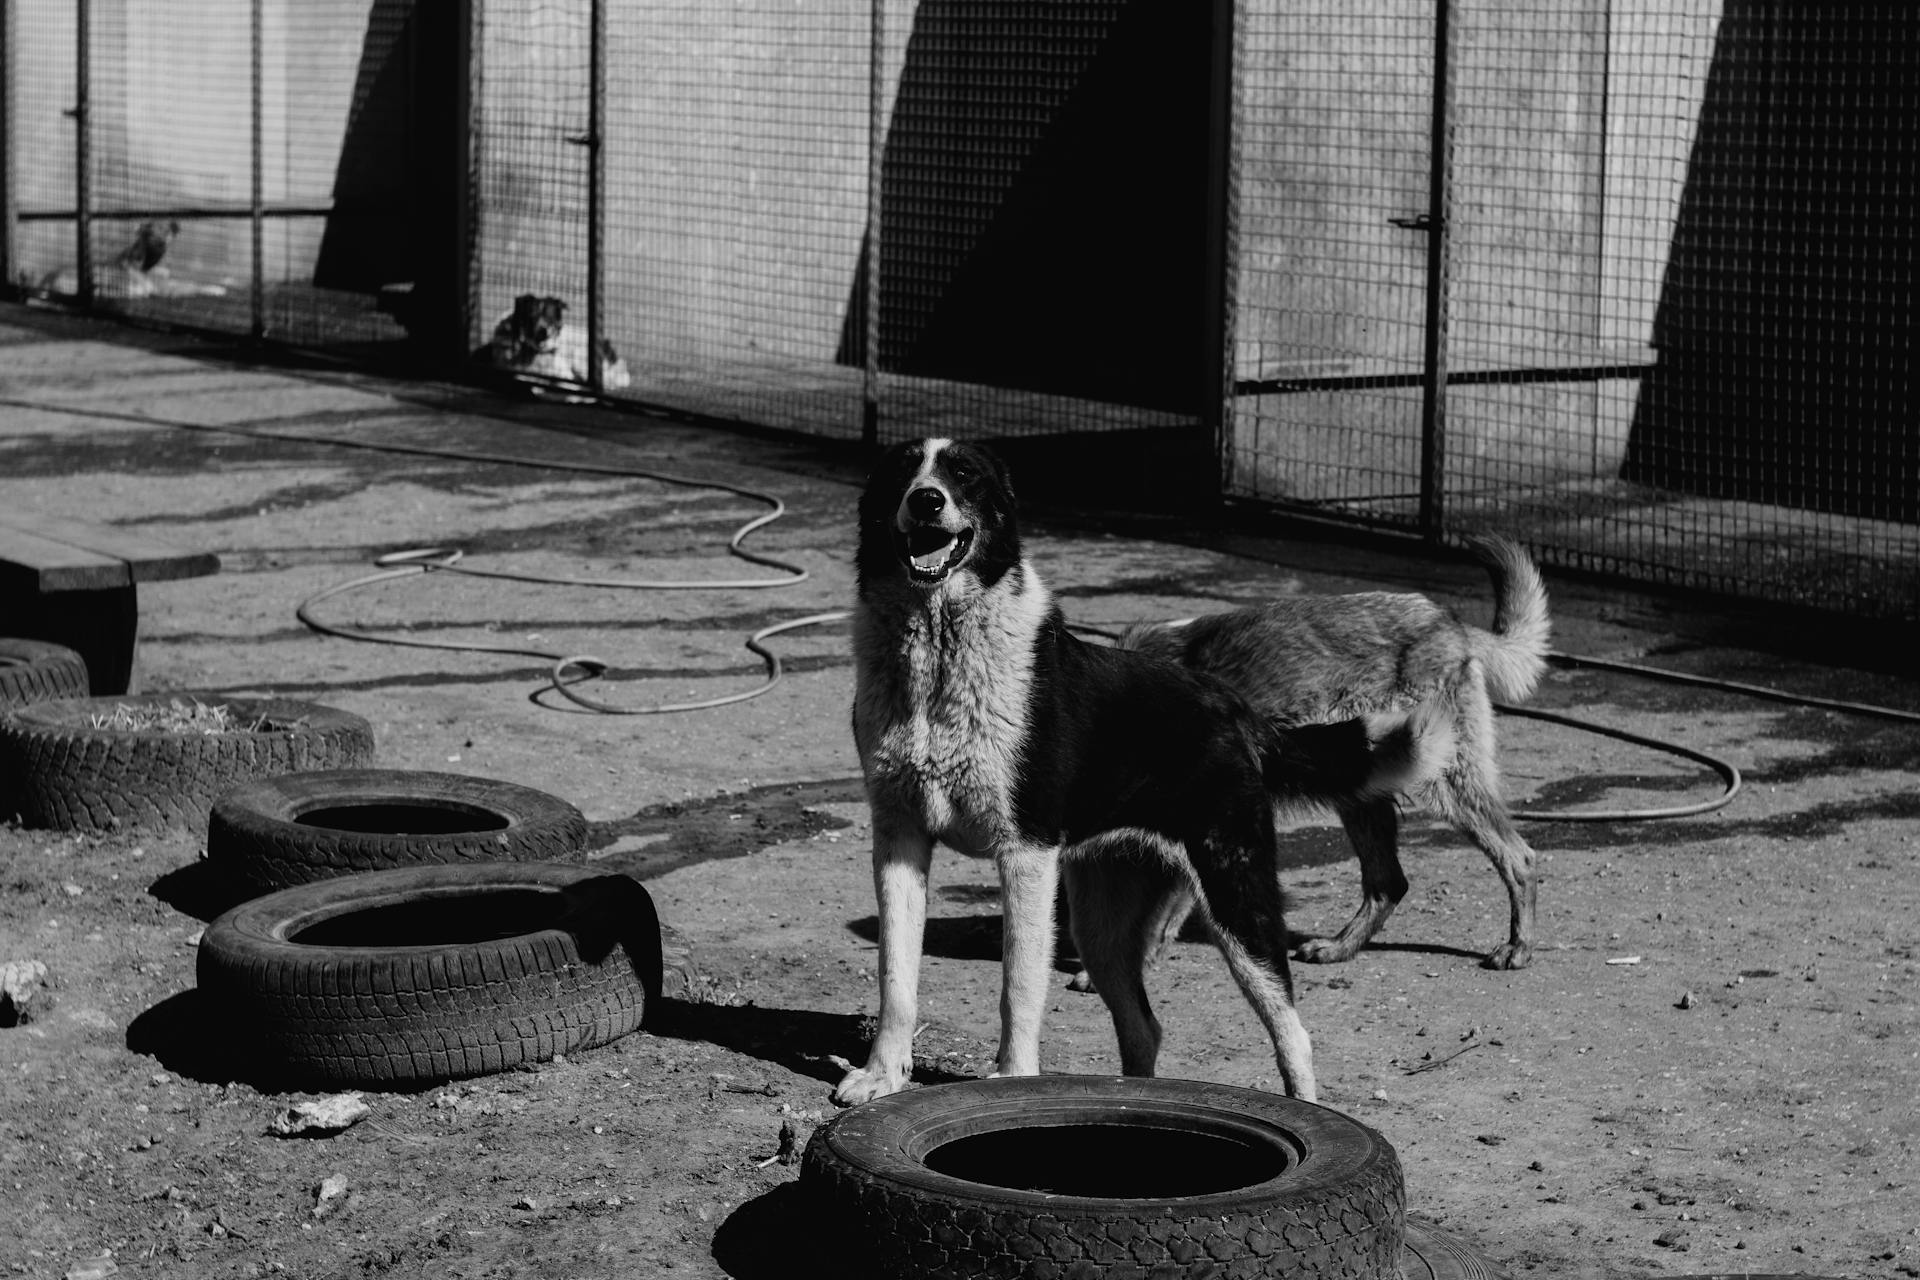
<box><xmin>897</xmin><ymin>524</ymin><xmax>974</xmax><ymax>584</ymax></box>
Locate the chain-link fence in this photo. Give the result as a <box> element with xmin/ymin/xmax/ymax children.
<box><xmin>4</xmin><ymin>1</ymin><xmax>1913</xmax><ymax>619</ymax></box>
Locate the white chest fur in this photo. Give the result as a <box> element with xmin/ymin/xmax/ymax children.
<box><xmin>852</xmin><ymin>565</ymin><xmax>1051</xmax><ymax>852</ymax></box>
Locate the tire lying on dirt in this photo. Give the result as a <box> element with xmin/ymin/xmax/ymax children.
<box><xmin>0</xmin><ymin>694</ymin><xmax>375</xmax><ymax>833</ymax></box>
<box><xmin>802</xmin><ymin>1075</ymin><xmax>1405</xmax><ymax>1280</ymax></box>
<box><xmin>208</xmin><ymin>769</ymin><xmax>589</xmax><ymax>896</ymax></box>
<box><xmin>0</xmin><ymin>638</ymin><xmax>90</xmax><ymax>709</ymax></box>
<box><xmin>195</xmin><ymin>862</ymin><xmax>661</xmax><ymax>1087</ymax></box>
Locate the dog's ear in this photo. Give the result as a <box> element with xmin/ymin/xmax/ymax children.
<box><xmin>935</xmin><ymin>440</ymin><xmax>1012</xmax><ymax>503</ymax></box>
<box><xmin>857</xmin><ymin>441</ymin><xmax>919</xmax><ymax>524</ymax></box>
<box><xmin>854</xmin><ymin>442</ymin><xmax>924</xmax><ymax>589</ymax></box>
<box><xmin>961</xmin><ymin>441</ymin><xmax>1015</xmax><ymax>508</ymax></box>
<box><xmin>942</xmin><ymin>440</ymin><xmax>1023</xmax><ymax>585</ymax></box>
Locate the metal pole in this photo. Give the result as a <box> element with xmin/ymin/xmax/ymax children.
<box><xmin>459</xmin><ymin>0</ymin><xmax>483</xmax><ymax>357</ymax></box>
<box><xmin>1416</xmin><ymin>0</ymin><xmax>1455</xmax><ymax>542</ymax></box>
<box><xmin>250</xmin><ymin>0</ymin><xmax>264</xmax><ymax>338</ymax></box>
<box><xmin>585</xmin><ymin>0</ymin><xmax>605</xmax><ymax>393</ymax></box>
<box><xmin>73</xmin><ymin>0</ymin><xmax>91</xmax><ymax>306</ymax></box>
<box><xmin>1</xmin><ymin>0</ymin><xmax>17</xmax><ymax>292</ymax></box>
<box><xmin>1200</xmin><ymin>0</ymin><xmax>1238</xmax><ymax>500</ymax></box>
<box><xmin>861</xmin><ymin>0</ymin><xmax>883</xmax><ymax>447</ymax></box>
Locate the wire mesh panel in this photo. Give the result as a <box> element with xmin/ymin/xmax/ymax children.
<box><xmin>1443</xmin><ymin>0</ymin><xmax>1616</xmax><ymax>507</ymax></box>
<box><xmin>1444</xmin><ymin>0</ymin><xmax>1918</xmax><ymax>618</ymax></box>
<box><xmin>7</xmin><ymin>1</ymin><xmax>1914</xmax><ymax>618</ymax></box>
<box><xmin>7</xmin><ymin>0</ymin><xmax>448</xmax><ymax>350</ymax></box>
<box><xmin>1223</xmin><ymin>0</ymin><xmax>1918</xmax><ymax>622</ymax></box>
<box><xmin>6</xmin><ymin>0</ymin><xmax>82</xmax><ymax>292</ymax></box>
<box><xmin>1225</xmin><ymin>0</ymin><xmax>1437</xmax><ymax>522</ymax></box>
<box><xmin>589</xmin><ymin>0</ymin><xmax>870</xmax><ymax>435</ymax></box>
<box><xmin>1609</xmin><ymin>2</ymin><xmax>1919</xmax><ymax>615</ymax></box>
<box><xmin>864</xmin><ymin>0</ymin><xmax>1215</xmax><ymax>446</ymax></box>
<box><xmin>50</xmin><ymin>1</ymin><xmax>260</xmax><ymax>324</ymax></box>
<box><xmin>283</xmin><ymin>0</ymin><xmax>463</xmax><ymax>352</ymax></box>
<box><xmin>473</xmin><ymin>0</ymin><xmax>591</xmax><ymax>365</ymax></box>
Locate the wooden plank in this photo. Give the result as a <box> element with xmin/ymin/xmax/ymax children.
<box><xmin>0</xmin><ymin>513</ymin><xmax>219</xmax><ymax>583</ymax></box>
<box><xmin>0</xmin><ymin>523</ymin><xmax>131</xmax><ymax>593</ymax></box>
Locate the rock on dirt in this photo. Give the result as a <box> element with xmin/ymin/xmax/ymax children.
<box><xmin>0</xmin><ymin>958</ymin><xmax>50</xmax><ymax>1026</ymax></box>
<box><xmin>312</xmin><ymin>1174</ymin><xmax>350</xmax><ymax>1220</ymax></box>
<box><xmin>267</xmin><ymin>1092</ymin><xmax>372</xmax><ymax>1137</ymax></box>
<box><xmin>62</xmin><ymin>1254</ymin><xmax>117</xmax><ymax>1280</ymax></box>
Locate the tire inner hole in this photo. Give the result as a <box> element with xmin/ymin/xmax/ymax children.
<box><xmin>289</xmin><ymin>888</ymin><xmax>562</xmax><ymax>947</ymax></box>
<box><xmin>922</xmin><ymin>1123</ymin><xmax>1284</xmax><ymax>1198</ymax></box>
<box><xmin>295</xmin><ymin>802</ymin><xmax>511</xmax><ymax>835</ymax></box>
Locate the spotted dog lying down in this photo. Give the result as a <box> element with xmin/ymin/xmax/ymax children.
<box><xmin>487</xmin><ymin>293</ymin><xmax>631</xmax><ymax>390</ymax></box>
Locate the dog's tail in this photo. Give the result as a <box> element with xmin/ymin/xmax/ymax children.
<box><xmin>1259</xmin><ymin>697</ymin><xmax>1455</xmax><ymax>803</ymax></box>
<box><xmin>1465</xmin><ymin>535</ymin><xmax>1551</xmax><ymax>703</ymax></box>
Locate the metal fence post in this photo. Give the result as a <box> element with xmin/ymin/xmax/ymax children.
<box><xmin>72</xmin><ymin>0</ymin><xmax>91</xmax><ymax>306</ymax></box>
<box><xmin>250</xmin><ymin>0</ymin><xmax>265</xmax><ymax>338</ymax></box>
<box><xmin>460</xmin><ymin>0</ymin><xmax>483</xmax><ymax>356</ymax></box>
<box><xmin>0</xmin><ymin>0</ymin><xmax>16</xmax><ymax>292</ymax></box>
<box><xmin>1202</xmin><ymin>0</ymin><xmax>1239</xmax><ymax>499</ymax></box>
<box><xmin>586</xmin><ymin>0</ymin><xmax>605</xmax><ymax>393</ymax></box>
<box><xmin>1416</xmin><ymin>0</ymin><xmax>1455</xmax><ymax>542</ymax></box>
<box><xmin>861</xmin><ymin>0</ymin><xmax>884</xmax><ymax>448</ymax></box>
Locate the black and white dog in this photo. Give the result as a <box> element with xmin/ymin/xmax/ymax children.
<box><xmin>834</xmin><ymin>438</ymin><xmax>1444</xmax><ymax>1106</ymax></box>
<box><xmin>487</xmin><ymin>293</ymin><xmax>631</xmax><ymax>389</ymax></box>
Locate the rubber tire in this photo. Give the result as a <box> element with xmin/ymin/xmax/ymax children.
<box><xmin>0</xmin><ymin>693</ymin><xmax>375</xmax><ymax>833</ymax></box>
<box><xmin>801</xmin><ymin>1075</ymin><xmax>1405</xmax><ymax>1280</ymax></box>
<box><xmin>207</xmin><ymin>769</ymin><xmax>589</xmax><ymax>896</ymax></box>
<box><xmin>195</xmin><ymin>862</ymin><xmax>660</xmax><ymax>1087</ymax></box>
<box><xmin>0</xmin><ymin>638</ymin><xmax>89</xmax><ymax>709</ymax></box>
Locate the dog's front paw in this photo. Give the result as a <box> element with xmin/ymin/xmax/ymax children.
<box><xmin>1294</xmin><ymin>935</ymin><xmax>1361</xmax><ymax>964</ymax></box>
<box><xmin>831</xmin><ymin>1061</ymin><xmax>909</xmax><ymax>1107</ymax></box>
<box><xmin>1482</xmin><ymin>940</ymin><xmax>1533</xmax><ymax>970</ymax></box>
<box><xmin>1065</xmin><ymin>967</ymin><xmax>1098</xmax><ymax>994</ymax></box>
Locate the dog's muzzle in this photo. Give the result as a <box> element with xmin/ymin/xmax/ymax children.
<box><xmin>896</xmin><ymin>485</ymin><xmax>973</xmax><ymax>585</ymax></box>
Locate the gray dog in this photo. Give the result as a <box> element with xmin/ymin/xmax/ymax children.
<box><xmin>1100</xmin><ymin>537</ymin><xmax>1551</xmax><ymax>972</ymax></box>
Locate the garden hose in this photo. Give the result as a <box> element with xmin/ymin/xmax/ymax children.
<box><xmin>4</xmin><ymin>392</ymin><xmax>1908</xmax><ymax>820</ymax></box>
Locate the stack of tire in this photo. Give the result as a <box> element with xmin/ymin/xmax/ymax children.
<box><xmin>197</xmin><ymin>769</ymin><xmax>661</xmax><ymax>1088</ymax></box>
<box><xmin>0</xmin><ymin>639</ymin><xmax>92</xmax><ymax>821</ymax></box>
<box><xmin>0</xmin><ymin>639</ymin><xmax>376</xmax><ymax>833</ymax></box>
<box><xmin>0</xmin><ymin>638</ymin><xmax>660</xmax><ymax>1089</ymax></box>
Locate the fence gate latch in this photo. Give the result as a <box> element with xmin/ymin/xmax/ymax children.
<box><xmin>1388</xmin><ymin>213</ymin><xmax>1438</xmax><ymax>231</ymax></box>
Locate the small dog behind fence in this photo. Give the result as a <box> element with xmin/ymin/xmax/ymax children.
<box><xmin>486</xmin><ymin>293</ymin><xmax>631</xmax><ymax>390</ymax></box>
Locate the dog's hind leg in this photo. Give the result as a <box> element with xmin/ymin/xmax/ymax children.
<box><xmin>1188</xmin><ymin>840</ymin><xmax>1317</xmax><ymax>1101</ymax></box>
<box><xmin>989</xmin><ymin>842</ymin><xmax>1061</xmax><ymax>1080</ymax></box>
<box><xmin>1450</xmin><ymin>785</ymin><xmax>1538</xmax><ymax>969</ymax></box>
<box><xmin>1295</xmin><ymin>797</ymin><xmax>1408</xmax><ymax>964</ymax></box>
<box><xmin>1063</xmin><ymin>850</ymin><xmax>1188</xmax><ymax>1075</ymax></box>
<box><xmin>832</xmin><ymin>822</ymin><xmax>935</xmax><ymax>1106</ymax></box>
<box><xmin>1062</xmin><ymin>867</ymin><xmax>1190</xmax><ymax>996</ymax></box>
<box><xmin>1437</xmin><ymin>683</ymin><xmax>1539</xmax><ymax>970</ymax></box>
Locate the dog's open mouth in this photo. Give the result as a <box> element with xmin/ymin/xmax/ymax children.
<box><xmin>898</xmin><ymin>525</ymin><xmax>974</xmax><ymax>584</ymax></box>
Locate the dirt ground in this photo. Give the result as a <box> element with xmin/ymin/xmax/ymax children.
<box><xmin>1</xmin><ymin>306</ymin><xmax>1916</xmax><ymax>1280</ymax></box>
